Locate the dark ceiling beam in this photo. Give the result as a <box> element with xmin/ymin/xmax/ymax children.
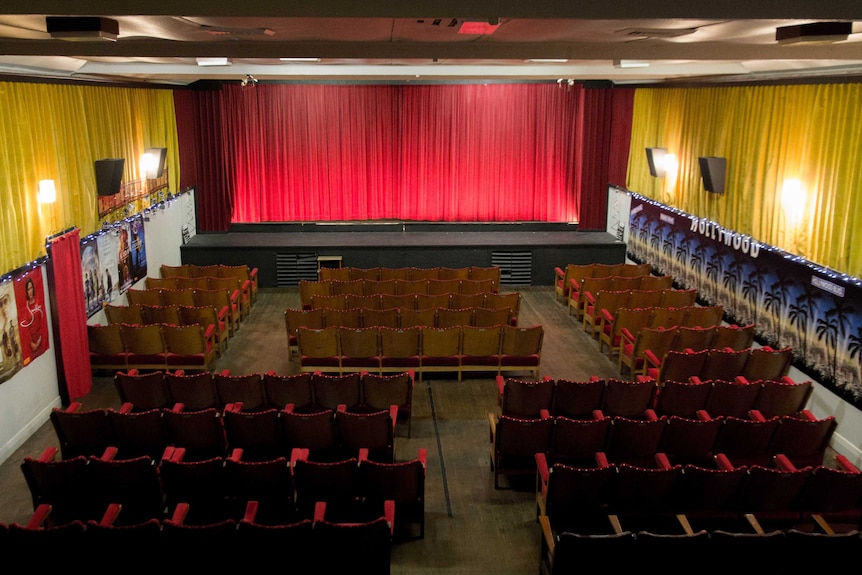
<box><xmin>9</xmin><ymin>0</ymin><xmax>862</xmax><ymax>19</ymax></box>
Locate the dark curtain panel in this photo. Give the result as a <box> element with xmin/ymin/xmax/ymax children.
<box><xmin>46</xmin><ymin>229</ymin><xmax>91</xmax><ymax>402</ymax></box>
<box><xmin>174</xmin><ymin>88</ymin><xmax>234</xmax><ymax>231</ymax></box>
<box><xmin>175</xmin><ymin>82</ymin><xmax>633</xmax><ymax>229</ymax></box>
<box><xmin>577</xmin><ymin>87</ymin><xmax>635</xmax><ymax>230</ymax></box>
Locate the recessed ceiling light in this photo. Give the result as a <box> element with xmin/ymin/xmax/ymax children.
<box><xmin>527</xmin><ymin>59</ymin><xmax>569</xmax><ymax>63</ymax></box>
<box><xmin>279</xmin><ymin>57</ymin><xmax>321</xmax><ymax>62</ymax></box>
<box><xmin>196</xmin><ymin>57</ymin><xmax>230</xmax><ymax>66</ymax></box>
<box><xmin>614</xmin><ymin>60</ymin><xmax>650</xmax><ymax>68</ymax></box>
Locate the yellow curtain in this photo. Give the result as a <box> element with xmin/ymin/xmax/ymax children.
<box><xmin>627</xmin><ymin>83</ymin><xmax>862</xmax><ymax>279</ymax></box>
<box><xmin>0</xmin><ymin>82</ymin><xmax>178</xmax><ymax>273</ymax></box>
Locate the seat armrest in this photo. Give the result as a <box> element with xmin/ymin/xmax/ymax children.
<box><xmin>835</xmin><ymin>454</ymin><xmax>861</xmax><ymax>473</ymax></box>
<box><xmin>643</xmin><ymin>349</ymin><xmax>661</xmax><ymax>368</ymax></box>
<box><xmin>773</xmin><ymin>453</ymin><xmax>797</xmax><ymax>471</ymax></box>
<box><xmin>714</xmin><ymin>453</ymin><xmax>734</xmax><ymax>470</ymax></box>
<box><xmin>290</xmin><ymin>447</ymin><xmax>310</xmax><ymax>468</ymax></box>
<box><xmin>595</xmin><ymin>451</ymin><xmax>609</xmax><ymax>468</ymax></box>
<box><xmin>228</xmin><ymin>448</ymin><xmax>243</xmax><ymax>462</ymax></box>
<box><xmin>100</xmin><ymin>446</ymin><xmax>119</xmax><ymax>461</ymax></box>
<box><xmin>99</xmin><ymin>503</ymin><xmax>123</xmax><ymax>527</ymax></box>
<box><xmin>358</xmin><ymin>448</ymin><xmax>370</xmax><ymax>462</ymax></box>
<box><xmin>748</xmin><ymin>409</ymin><xmax>766</xmax><ymax>422</ymax></box>
<box><xmin>798</xmin><ymin>409</ymin><xmax>817</xmax><ymax>421</ymax></box>
<box><xmin>495</xmin><ymin>375</ymin><xmax>505</xmax><ymax>398</ymax></box>
<box><xmin>654</xmin><ymin>452</ymin><xmax>672</xmax><ymax>469</ymax></box>
<box><xmin>171</xmin><ymin>502</ymin><xmax>190</xmax><ymax>524</ymax></box>
<box><xmin>25</xmin><ymin>503</ymin><xmax>54</xmax><ymax>529</ymax></box>
<box><xmin>695</xmin><ymin>409</ymin><xmax>712</xmax><ymax>421</ymax></box>
<box><xmin>243</xmin><ymin>501</ymin><xmax>259</xmax><ymax>523</ymax></box>
<box><xmin>535</xmin><ymin>452</ymin><xmax>550</xmax><ymax>484</ymax></box>
<box><xmin>38</xmin><ymin>446</ymin><xmax>60</xmax><ymax>462</ymax></box>
<box><xmin>119</xmin><ymin>402</ymin><xmax>134</xmax><ymax>414</ymax></box>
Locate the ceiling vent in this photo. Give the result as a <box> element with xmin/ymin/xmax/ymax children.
<box><xmin>776</xmin><ymin>21</ymin><xmax>852</xmax><ymax>44</ymax></box>
<box><xmin>46</xmin><ymin>16</ymin><xmax>119</xmax><ymax>41</ymax></box>
<box><xmin>200</xmin><ymin>25</ymin><xmax>275</xmax><ymax>37</ymax></box>
<box><xmin>617</xmin><ymin>27</ymin><xmax>698</xmax><ymax>39</ymax></box>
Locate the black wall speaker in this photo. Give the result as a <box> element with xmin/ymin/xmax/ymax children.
<box><xmin>698</xmin><ymin>156</ymin><xmax>726</xmax><ymax>194</ymax></box>
<box><xmin>645</xmin><ymin>147</ymin><xmax>667</xmax><ymax>177</ymax></box>
<box><xmin>144</xmin><ymin>147</ymin><xmax>167</xmax><ymax>178</ymax></box>
<box><xmin>95</xmin><ymin>158</ymin><xmax>125</xmax><ymax>197</ymax></box>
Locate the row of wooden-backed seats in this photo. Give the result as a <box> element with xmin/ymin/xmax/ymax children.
<box><xmin>489</xmin><ymin>403</ymin><xmax>838</xmax><ymax>492</ymax></box>
<box><xmin>46</xmin><ymin>398</ymin><xmax>401</xmax><ymax>465</ymax></box>
<box><xmin>616</xmin><ymin>310</ymin><xmax>747</xmax><ymax>377</ymax></box>
<box><xmin>568</xmin><ymin>274</ymin><xmax>677</xmax><ymax>319</ymax></box>
<box><xmin>643</xmin><ymin>345</ymin><xmax>794</xmax><ymax>386</ymax></box>
<box><xmin>104</xmin><ymin>303</ymin><xmax>229</xmax><ymax>356</ymax></box>
<box><xmin>492</xmin><ymin>374</ymin><xmax>831</xmax><ymax>485</ymax></box>
<box><xmin>623</xmin><ymin>339</ymin><xmax>792</xmax><ymax>383</ymax></box>
<box><xmin>299</xmin><ymin>278</ymin><xmax>499</xmax><ymax>309</ymax></box>
<box><xmin>584</xmin><ymin>289</ymin><xmax>705</xmax><ymax>338</ymax></box>
<box><xmin>159</xmin><ymin>263</ymin><xmax>258</xmax><ymax>320</ymax></box>
<box><xmin>296</xmin><ymin>324</ymin><xmax>544</xmax><ymax>381</ymax></box>
<box><xmin>126</xmin><ymin>285</ymin><xmax>241</xmax><ymax>337</ymax></box>
<box><xmin>14</xmin><ymin>444</ymin><xmax>413</xmax><ymax>568</ymax></box>
<box><xmin>553</xmin><ymin>262</ymin><xmax>654</xmax><ymax>304</ymax></box>
<box><xmin>599</xmin><ymin>307</ymin><xmax>748</xmax><ymax>357</ymax></box>
<box><xmin>496</xmin><ymin>375</ymin><xmax>815</xmax><ymax>421</ymax></box>
<box><xmin>536</xmin><ymin>451</ymin><xmax>862</xmax><ymax>573</ymax></box>
<box><xmin>87</xmin><ymin>322</ymin><xmax>217</xmax><ymax>373</ymax></box>
<box><xmin>319</xmin><ymin>265</ymin><xmax>501</xmax><ymax>285</ymax></box>
<box><xmin>285</xmin><ymin>305</ymin><xmax>519</xmax><ymax>353</ymax></box>
<box><xmin>108</xmin><ymin>368</ymin><xmax>415</xmax><ymax>437</ymax></box>
<box><xmin>5</xmin><ymin>500</ymin><xmax>397</xmax><ymax>571</ymax></box>
<box><xmin>304</xmin><ymin>290</ymin><xmax>520</xmax><ymax>315</ymax></box>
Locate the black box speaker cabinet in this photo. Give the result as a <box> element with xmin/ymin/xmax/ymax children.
<box><xmin>698</xmin><ymin>156</ymin><xmax>726</xmax><ymax>194</ymax></box>
<box><xmin>645</xmin><ymin>147</ymin><xmax>668</xmax><ymax>177</ymax></box>
<box><xmin>95</xmin><ymin>158</ymin><xmax>125</xmax><ymax>196</ymax></box>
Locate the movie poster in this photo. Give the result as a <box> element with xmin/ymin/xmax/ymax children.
<box><xmin>81</xmin><ymin>235</ymin><xmax>103</xmax><ymax>318</ymax></box>
<box><xmin>129</xmin><ymin>214</ymin><xmax>148</xmax><ymax>283</ymax></box>
<box><xmin>0</xmin><ymin>281</ymin><xmax>22</xmax><ymax>383</ymax></box>
<box><xmin>14</xmin><ymin>268</ymin><xmax>49</xmax><ymax>366</ymax></box>
<box><xmin>115</xmin><ymin>221</ymin><xmax>134</xmax><ymax>294</ymax></box>
<box><xmin>97</xmin><ymin>231</ymin><xmax>120</xmax><ymax>304</ymax></box>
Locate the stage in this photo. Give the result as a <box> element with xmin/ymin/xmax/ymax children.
<box><xmin>180</xmin><ymin>223</ymin><xmax>626</xmax><ymax>287</ymax></box>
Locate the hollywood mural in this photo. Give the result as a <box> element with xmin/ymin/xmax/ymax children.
<box><xmin>625</xmin><ymin>192</ymin><xmax>862</xmax><ymax>408</ymax></box>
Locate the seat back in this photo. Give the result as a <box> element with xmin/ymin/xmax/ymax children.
<box><xmin>113</xmin><ymin>370</ymin><xmax>171</xmax><ymax>410</ymax></box>
<box><xmin>751</xmin><ymin>378</ymin><xmax>812</xmax><ymax>417</ymax></box>
<box><xmin>499</xmin><ymin>377</ymin><xmax>555</xmax><ymax>418</ymax></box>
<box><xmin>296</xmin><ymin>326</ymin><xmax>341</xmax><ymax>373</ymax></box>
<box><xmin>312</xmin><ymin>372</ymin><xmax>363</xmax><ymax>412</ymax></box>
<box><xmin>681</xmin><ymin>305</ymin><xmax>724</xmax><ymax>328</ymax></box>
<box><xmin>704</xmin><ymin>378</ymin><xmax>762</xmax><ymax>418</ymax></box>
<box><xmin>602</xmin><ymin>378</ymin><xmax>657</xmax><ymax>418</ymax></box>
<box><xmin>49</xmin><ymin>406</ymin><xmax>115</xmax><ymax>459</ymax></box>
<box><xmin>162</xmin><ymin>407</ymin><xmax>228</xmax><ymax>461</ymax></box>
<box><xmin>547</xmin><ymin>415</ymin><xmax>611</xmax><ymax>467</ymax></box>
<box><xmin>659</xmin><ymin>415</ymin><xmax>722</xmax><ymax>467</ymax></box>
<box><xmin>222</xmin><ymin>407</ymin><xmax>284</xmax><ymax>461</ymax></box>
<box><xmin>653</xmin><ymin>378</ymin><xmax>711</xmax><ymax>418</ymax></box>
<box><xmin>606</xmin><ymin>416</ymin><xmax>667</xmax><ymax>467</ymax></box>
<box><xmin>164</xmin><ymin>370</ymin><xmax>220</xmax><ymax>411</ymax></box>
<box><xmin>742</xmin><ymin>346</ymin><xmax>793</xmax><ymax>382</ymax></box>
<box><xmin>262</xmin><ymin>371</ymin><xmax>314</xmax><ymax>411</ymax></box>
<box><xmin>335</xmin><ymin>408</ymin><xmax>396</xmax><ymax>462</ymax></box>
<box><xmin>713</xmin><ymin>415</ymin><xmax>779</xmax><ymax>467</ymax></box>
<box><xmin>552</xmin><ymin>378</ymin><xmax>605</xmax><ymax>419</ymax></box>
<box><xmin>214</xmin><ymin>372</ymin><xmax>267</xmax><ymax>411</ymax></box>
<box><xmin>699</xmin><ymin>348</ymin><xmax>751</xmax><ymax>382</ymax></box>
<box><xmin>712</xmin><ymin>323</ymin><xmax>755</xmax><ymax>350</ymax></box>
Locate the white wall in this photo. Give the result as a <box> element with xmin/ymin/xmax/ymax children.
<box><xmin>0</xmin><ymin>189</ymin><xmax>195</xmax><ymax>467</ymax></box>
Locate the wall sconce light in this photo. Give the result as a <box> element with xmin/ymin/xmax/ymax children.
<box><xmin>141</xmin><ymin>147</ymin><xmax>167</xmax><ymax>179</ymax></box>
<box><xmin>37</xmin><ymin>179</ymin><xmax>56</xmax><ymax>204</ymax></box>
<box><xmin>645</xmin><ymin>147</ymin><xmax>668</xmax><ymax>177</ymax></box>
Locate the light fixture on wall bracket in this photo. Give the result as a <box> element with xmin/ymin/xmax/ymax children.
<box><xmin>614</xmin><ymin>60</ymin><xmax>650</xmax><ymax>68</ymax></box>
<box><xmin>141</xmin><ymin>148</ymin><xmax>167</xmax><ymax>179</ymax></box>
<box><xmin>645</xmin><ymin>148</ymin><xmax>668</xmax><ymax>177</ymax></box>
<box><xmin>240</xmin><ymin>74</ymin><xmax>258</xmax><ymax>88</ymax></box>
<box><xmin>37</xmin><ymin>180</ymin><xmax>56</xmax><ymax>204</ymax></box>
<box><xmin>556</xmin><ymin>78</ymin><xmax>575</xmax><ymax>89</ymax></box>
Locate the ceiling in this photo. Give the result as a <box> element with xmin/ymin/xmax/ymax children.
<box><xmin>1</xmin><ymin>1</ymin><xmax>862</xmax><ymax>87</ymax></box>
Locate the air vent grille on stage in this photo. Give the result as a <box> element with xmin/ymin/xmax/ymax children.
<box><xmin>276</xmin><ymin>253</ymin><xmax>318</xmax><ymax>286</ymax></box>
<box><xmin>491</xmin><ymin>251</ymin><xmax>532</xmax><ymax>286</ymax></box>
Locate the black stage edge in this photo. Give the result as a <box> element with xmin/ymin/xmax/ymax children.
<box><xmin>180</xmin><ymin>222</ymin><xmax>626</xmax><ymax>287</ymax></box>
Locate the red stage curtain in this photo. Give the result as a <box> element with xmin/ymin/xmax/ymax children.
<box><xmin>176</xmin><ymin>83</ymin><xmax>634</xmax><ymax>230</ymax></box>
<box><xmin>47</xmin><ymin>229</ymin><xmax>91</xmax><ymax>401</ymax></box>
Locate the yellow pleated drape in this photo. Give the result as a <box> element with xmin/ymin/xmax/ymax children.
<box><xmin>627</xmin><ymin>83</ymin><xmax>862</xmax><ymax>279</ymax></box>
<box><xmin>0</xmin><ymin>82</ymin><xmax>179</xmax><ymax>273</ymax></box>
